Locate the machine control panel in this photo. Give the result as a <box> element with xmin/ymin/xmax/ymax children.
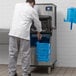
<box><xmin>46</xmin><ymin>6</ymin><xmax>53</xmax><ymax>11</ymax></box>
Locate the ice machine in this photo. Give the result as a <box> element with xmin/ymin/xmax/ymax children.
<box><xmin>30</xmin><ymin>3</ymin><xmax>57</xmax><ymax>73</ymax></box>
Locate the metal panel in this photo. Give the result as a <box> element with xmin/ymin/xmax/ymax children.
<box><xmin>0</xmin><ymin>29</ymin><xmax>9</xmax><ymax>44</ymax></box>
<box><xmin>34</xmin><ymin>3</ymin><xmax>56</xmax><ymax>29</ymax></box>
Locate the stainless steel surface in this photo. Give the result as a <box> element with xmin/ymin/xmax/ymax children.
<box><xmin>0</xmin><ymin>29</ymin><xmax>9</xmax><ymax>44</ymax></box>
<box><xmin>34</xmin><ymin>3</ymin><xmax>56</xmax><ymax>29</ymax></box>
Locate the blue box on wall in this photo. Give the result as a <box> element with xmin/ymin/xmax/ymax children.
<box><xmin>65</xmin><ymin>7</ymin><xmax>76</xmax><ymax>23</ymax></box>
<box><xmin>64</xmin><ymin>7</ymin><xmax>76</xmax><ymax>30</ymax></box>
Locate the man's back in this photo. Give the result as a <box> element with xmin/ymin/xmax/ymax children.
<box><xmin>12</xmin><ymin>2</ymin><xmax>33</xmax><ymax>26</ymax></box>
<box><xmin>9</xmin><ymin>2</ymin><xmax>34</xmax><ymax>40</ymax></box>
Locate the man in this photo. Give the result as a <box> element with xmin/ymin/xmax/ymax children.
<box><xmin>8</xmin><ymin>0</ymin><xmax>42</xmax><ymax>76</ymax></box>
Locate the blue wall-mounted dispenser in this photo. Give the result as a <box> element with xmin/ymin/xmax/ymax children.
<box><xmin>64</xmin><ymin>7</ymin><xmax>76</xmax><ymax>30</ymax></box>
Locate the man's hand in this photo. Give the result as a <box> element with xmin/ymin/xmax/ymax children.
<box><xmin>37</xmin><ymin>32</ymin><xmax>42</xmax><ymax>40</ymax></box>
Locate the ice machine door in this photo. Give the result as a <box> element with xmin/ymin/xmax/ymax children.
<box><xmin>30</xmin><ymin>15</ymin><xmax>52</xmax><ymax>33</ymax></box>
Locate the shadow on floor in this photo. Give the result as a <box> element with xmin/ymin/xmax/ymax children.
<box><xmin>31</xmin><ymin>67</ymin><xmax>50</xmax><ymax>74</ymax></box>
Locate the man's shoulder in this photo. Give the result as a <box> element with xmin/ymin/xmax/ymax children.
<box><xmin>31</xmin><ymin>8</ymin><xmax>38</xmax><ymax>14</ymax></box>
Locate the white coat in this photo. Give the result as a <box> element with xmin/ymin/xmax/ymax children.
<box><xmin>9</xmin><ymin>2</ymin><xmax>42</xmax><ymax>40</ymax></box>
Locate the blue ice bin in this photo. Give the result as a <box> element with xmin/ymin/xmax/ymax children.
<box><xmin>30</xmin><ymin>34</ymin><xmax>50</xmax><ymax>47</ymax></box>
<box><xmin>36</xmin><ymin>42</ymin><xmax>51</xmax><ymax>62</ymax></box>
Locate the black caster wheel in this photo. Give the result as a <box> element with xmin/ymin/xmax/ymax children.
<box><xmin>28</xmin><ymin>73</ymin><xmax>31</xmax><ymax>76</ymax></box>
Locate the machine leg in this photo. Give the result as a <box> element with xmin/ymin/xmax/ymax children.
<box><xmin>48</xmin><ymin>67</ymin><xmax>51</xmax><ymax>74</ymax></box>
<box><xmin>48</xmin><ymin>63</ymin><xmax>55</xmax><ymax>74</ymax></box>
<box><xmin>51</xmin><ymin>63</ymin><xmax>55</xmax><ymax>70</ymax></box>
<box><xmin>53</xmin><ymin>64</ymin><xmax>55</xmax><ymax>69</ymax></box>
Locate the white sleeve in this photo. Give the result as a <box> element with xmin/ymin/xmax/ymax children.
<box><xmin>31</xmin><ymin>9</ymin><xmax>42</xmax><ymax>32</ymax></box>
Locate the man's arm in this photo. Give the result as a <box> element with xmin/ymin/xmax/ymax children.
<box><xmin>32</xmin><ymin>9</ymin><xmax>42</xmax><ymax>32</ymax></box>
<box><xmin>32</xmin><ymin>9</ymin><xmax>42</xmax><ymax>40</ymax></box>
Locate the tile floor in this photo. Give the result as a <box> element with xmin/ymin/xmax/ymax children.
<box><xmin>0</xmin><ymin>65</ymin><xmax>76</xmax><ymax>76</ymax></box>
